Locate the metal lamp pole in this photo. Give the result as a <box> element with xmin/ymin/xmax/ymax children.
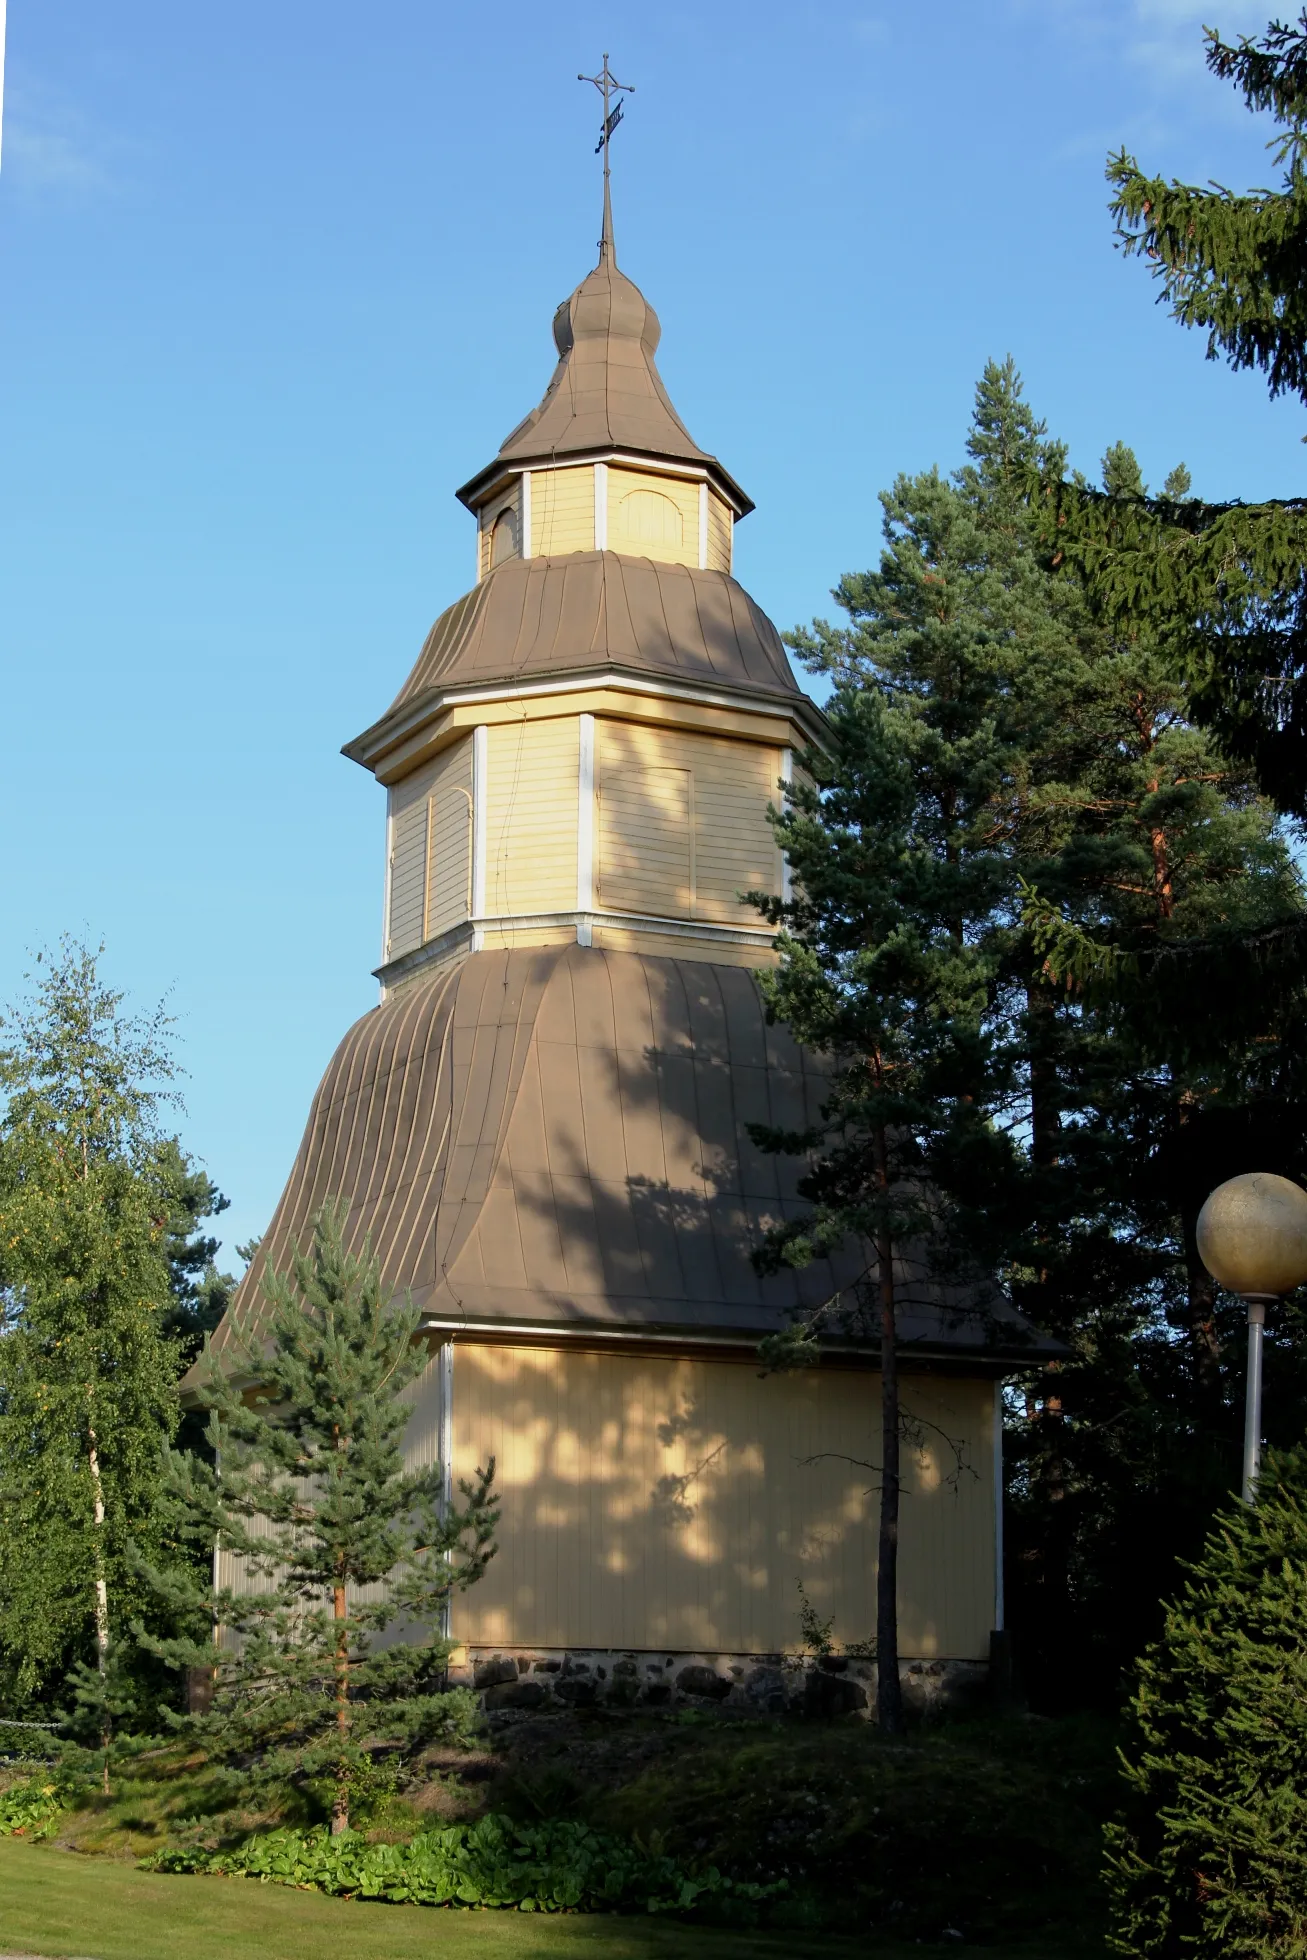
<box><xmin>1240</xmin><ymin>1295</ymin><xmax>1273</xmax><ymax>1505</ymax></box>
<box><xmin>1196</xmin><ymin>1172</ymin><xmax>1307</xmax><ymax>1506</ymax></box>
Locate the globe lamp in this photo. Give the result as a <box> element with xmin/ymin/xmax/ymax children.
<box><xmin>1196</xmin><ymin>1172</ymin><xmax>1307</xmax><ymax>1501</ymax></box>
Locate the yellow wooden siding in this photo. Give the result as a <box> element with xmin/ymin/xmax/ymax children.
<box><xmin>608</xmin><ymin>466</ymin><xmax>700</xmax><ymax>568</ymax></box>
<box><xmin>590</xmin><ymin>924</ymin><xmax>779</xmax><ymax>968</ymax></box>
<box><xmin>530</xmin><ymin>466</ymin><xmax>595</xmax><ymax>557</ymax></box>
<box><xmin>426</xmin><ymin>743</ymin><xmax>474</xmax><ymax>938</ymax></box>
<box><xmin>387</xmin><ymin>801</ymin><xmax>428</xmax><ymax>960</ymax></box>
<box><xmin>450</xmin><ymin>1346</ymin><xmax>995</xmax><ymax>1658</ymax></box>
<box><xmin>707</xmin><ymin>490</ymin><xmax>732</xmax><ymax>573</ymax></box>
<box><xmin>485</xmin><ymin>716</ymin><xmax>580</xmax><ymax>916</ymax></box>
<box><xmin>478</xmin><ymin>483</ymin><xmax>521</xmax><ymax>579</ymax></box>
<box><xmin>597</xmin><ymin>764</ymin><xmax>693</xmax><ymax>916</ymax></box>
<box><xmin>388</xmin><ymin>740</ymin><xmax>474</xmax><ymax>957</ymax></box>
<box><xmin>595</xmin><ymin>720</ymin><xmax>781</xmax><ymax>923</ymax></box>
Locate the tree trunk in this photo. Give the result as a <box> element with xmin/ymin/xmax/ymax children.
<box><xmin>873</xmin><ymin>1125</ymin><xmax>905</xmax><ymax>1734</ymax></box>
<box><xmin>876</xmin><ymin>1235</ymin><xmax>905</xmax><ymax>1733</ymax></box>
<box><xmin>331</xmin><ymin>1579</ymin><xmax>350</xmax><ymax>1836</ymax></box>
<box><xmin>87</xmin><ymin>1421</ymin><xmax>112</xmax><ymax>1796</ymax></box>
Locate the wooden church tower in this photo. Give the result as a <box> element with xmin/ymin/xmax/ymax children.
<box><xmin>211</xmin><ymin>165</ymin><xmax>1049</xmax><ymax>1709</ymax></box>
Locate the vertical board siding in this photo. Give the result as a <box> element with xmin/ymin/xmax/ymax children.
<box><xmin>485</xmin><ymin>716</ymin><xmax>580</xmax><ymax>917</ymax></box>
<box><xmin>427</xmin><ymin>741</ymin><xmax>474</xmax><ymax>938</ymax></box>
<box><xmin>608</xmin><ymin>467</ymin><xmax>701</xmax><ymax>568</ymax></box>
<box><xmin>388</xmin><ymin>739</ymin><xmax>474</xmax><ymax>957</ymax></box>
<box><xmin>387</xmin><ymin>802</ymin><xmax>428</xmax><ymax>960</ymax></box>
<box><xmin>597</xmin><ymin>765</ymin><xmax>693</xmax><ymax>916</ymax></box>
<box><xmin>530</xmin><ymin>467</ymin><xmax>595</xmax><ymax>557</ymax></box>
<box><xmin>450</xmin><ymin>1346</ymin><xmax>995</xmax><ymax>1658</ymax></box>
<box><xmin>595</xmin><ymin>720</ymin><xmax>781</xmax><ymax>923</ymax></box>
<box><xmin>707</xmin><ymin>491</ymin><xmax>733</xmax><ymax>573</ymax></box>
<box><xmin>478</xmin><ymin>483</ymin><xmax>521</xmax><ymax>579</ymax></box>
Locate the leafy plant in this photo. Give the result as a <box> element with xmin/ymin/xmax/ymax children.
<box><xmin>0</xmin><ymin>1775</ymin><xmax>72</xmax><ymax>1838</ymax></box>
<box><xmin>795</xmin><ymin>1580</ymin><xmax>834</xmax><ymax>1658</ymax></box>
<box><xmin>147</xmin><ymin>1812</ymin><xmax>784</xmax><ymax>1918</ymax></box>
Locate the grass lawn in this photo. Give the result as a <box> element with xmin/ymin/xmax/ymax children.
<box><xmin>0</xmin><ymin>1840</ymin><xmax>1095</xmax><ymax>1960</ymax></box>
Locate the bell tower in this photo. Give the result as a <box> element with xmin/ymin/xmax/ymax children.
<box><xmin>343</xmin><ymin>176</ymin><xmax>824</xmax><ymax>998</ymax></box>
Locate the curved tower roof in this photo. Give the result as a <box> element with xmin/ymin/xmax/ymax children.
<box><xmin>456</xmin><ymin>215</ymin><xmax>752</xmax><ymax>516</ymax></box>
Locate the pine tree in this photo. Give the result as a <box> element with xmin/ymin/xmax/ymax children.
<box><xmin>140</xmin><ymin>1200</ymin><xmax>499</xmax><ymax>1835</ymax></box>
<box><xmin>0</xmin><ymin>941</ymin><xmax>181</xmax><ymax>1751</ymax></box>
<box><xmin>769</xmin><ymin>363</ymin><xmax>1305</xmax><ymax>1709</ymax></box>
<box><xmin>1105</xmin><ymin>1448</ymin><xmax>1307</xmax><ymax>1958</ymax></box>
<box><xmin>751</xmin><ymin>671</ymin><xmax>1015</xmax><ymax>1734</ymax></box>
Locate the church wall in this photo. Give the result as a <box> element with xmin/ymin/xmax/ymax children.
<box><xmin>448</xmin><ymin>1344</ymin><xmax>996</xmax><ymax>1661</ymax></box>
<box><xmin>386</xmin><ymin>738</ymin><xmax>473</xmax><ymax>962</ymax></box>
<box><xmin>529</xmin><ymin>466</ymin><xmax>595</xmax><ymax>557</ymax></box>
<box><xmin>595</xmin><ymin>719</ymin><xmax>783</xmax><ymax>926</ymax></box>
<box><xmin>478</xmin><ymin>482</ymin><xmax>522</xmax><ymax>579</ymax></box>
<box><xmin>484</xmin><ymin>715</ymin><xmax>581</xmax><ymax>917</ymax></box>
<box><xmin>607</xmin><ymin>466</ymin><xmax>701</xmax><ymax>568</ymax></box>
<box><xmin>706</xmin><ymin>489</ymin><xmax>733</xmax><ymax>573</ymax></box>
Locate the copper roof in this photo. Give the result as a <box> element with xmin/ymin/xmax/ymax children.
<box><xmin>204</xmin><ymin>946</ymin><xmax>1054</xmax><ymax>1367</ymax></box>
<box><xmin>344</xmin><ymin>553</ymin><xmax>812</xmax><ymax>769</ymax></box>
<box><xmin>456</xmin><ymin>249</ymin><xmax>751</xmax><ymax>515</ymax></box>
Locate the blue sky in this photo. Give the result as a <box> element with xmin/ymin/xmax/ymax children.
<box><xmin>2</xmin><ymin>0</ymin><xmax>1302</xmax><ymax>1267</ymax></box>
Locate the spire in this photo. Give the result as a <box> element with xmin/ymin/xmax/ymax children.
<box><xmin>580</xmin><ymin>54</ymin><xmax>631</xmax><ymax>268</ymax></box>
<box><xmin>601</xmin><ymin>171</ymin><xmax>615</xmax><ymax>268</ymax></box>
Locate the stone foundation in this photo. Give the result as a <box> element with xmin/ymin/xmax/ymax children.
<box><xmin>446</xmin><ymin>1648</ymin><xmax>989</xmax><ymax>1721</ymax></box>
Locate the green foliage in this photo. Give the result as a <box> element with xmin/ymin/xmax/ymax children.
<box><xmin>1105</xmin><ymin>1448</ymin><xmax>1307</xmax><ymax>1957</ymax></box>
<box><xmin>147</xmin><ymin>1813</ymin><xmax>783</xmax><ymax>1918</ymax></box>
<box><xmin>1036</xmin><ymin>15</ymin><xmax>1307</xmax><ymax>815</ymax></box>
<box><xmin>137</xmin><ymin>1200</ymin><xmax>499</xmax><ymax>1833</ymax></box>
<box><xmin>0</xmin><ymin>940</ymin><xmax>182</xmax><ymax>1714</ymax></box>
<box><xmin>600</xmin><ymin>1714</ymin><xmax>1115</xmax><ymax>1944</ymax></box>
<box><xmin>795</xmin><ymin>1581</ymin><xmax>835</xmax><ymax>1659</ymax></box>
<box><xmin>0</xmin><ymin>1776</ymin><xmax>71</xmax><ymax>1838</ymax></box>
<box><xmin>773</xmin><ymin>361</ymin><xmax>1307</xmax><ymax>1710</ymax></box>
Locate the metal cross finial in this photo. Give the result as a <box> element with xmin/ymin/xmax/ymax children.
<box><xmin>579</xmin><ymin>53</ymin><xmax>633</xmax><ymax>265</ymax></box>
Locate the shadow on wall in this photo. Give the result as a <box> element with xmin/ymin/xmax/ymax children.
<box><xmin>444</xmin><ymin>1343</ymin><xmax>994</xmax><ymax>1661</ymax></box>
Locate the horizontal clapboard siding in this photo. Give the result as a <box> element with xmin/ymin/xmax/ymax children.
<box><xmin>595</xmin><ymin>720</ymin><xmax>781</xmax><ymax>923</ymax></box>
<box><xmin>388</xmin><ymin>739</ymin><xmax>474</xmax><ymax>956</ymax></box>
<box><xmin>530</xmin><ymin>466</ymin><xmax>594</xmax><ymax>557</ymax></box>
<box><xmin>485</xmin><ymin>715</ymin><xmax>580</xmax><ymax>916</ymax></box>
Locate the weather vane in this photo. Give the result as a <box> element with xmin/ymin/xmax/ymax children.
<box><xmin>579</xmin><ymin>53</ymin><xmax>634</xmax><ymax>260</ymax></box>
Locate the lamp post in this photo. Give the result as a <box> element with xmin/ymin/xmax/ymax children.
<box><xmin>1195</xmin><ymin>1171</ymin><xmax>1307</xmax><ymax>1503</ymax></box>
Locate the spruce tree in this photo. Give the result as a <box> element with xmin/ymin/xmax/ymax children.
<box><xmin>0</xmin><ymin>941</ymin><xmax>181</xmax><ymax>1751</ymax></box>
<box><xmin>140</xmin><ymin>1200</ymin><xmax>499</xmax><ymax>1835</ymax></box>
<box><xmin>1047</xmin><ymin>13</ymin><xmax>1307</xmax><ymax>816</ymax></box>
<box><xmin>1105</xmin><ymin>1448</ymin><xmax>1307</xmax><ymax>1958</ymax></box>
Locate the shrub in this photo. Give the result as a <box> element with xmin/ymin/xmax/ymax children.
<box><xmin>0</xmin><ymin>1776</ymin><xmax>69</xmax><ymax>1838</ymax></box>
<box><xmin>1105</xmin><ymin>1448</ymin><xmax>1307</xmax><ymax>1957</ymax></box>
<box><xmin>148</xmin><ymin>1812</ymin><xmax>783</xmax><ymax>1917</ymax></box>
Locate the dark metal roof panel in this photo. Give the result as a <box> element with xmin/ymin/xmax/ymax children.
<box><xmin>376</xmin><ymin>553</ymin><xmax>801</xmax><ymax>717</ymax></box>
<box><xmin>202</xmin><ymin>947</ymin><xmax>1060</xmax><ymax>1372</ymax></box>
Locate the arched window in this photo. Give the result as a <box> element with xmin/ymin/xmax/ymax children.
<box><xmin>490</xmin><ymin>507</ymin><xmax>518</xmax><ymax>566</ymax></box>
<box><xmin>618</xmin><ymin>488</ymin><xmax>683</xmax><ymax>547</ymax></box>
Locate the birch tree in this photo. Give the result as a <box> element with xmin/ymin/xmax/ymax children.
<box><xmin>0</xmin><ymin>940</ymin><xmax>180</xmax><ymax>1764</ymax></box>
